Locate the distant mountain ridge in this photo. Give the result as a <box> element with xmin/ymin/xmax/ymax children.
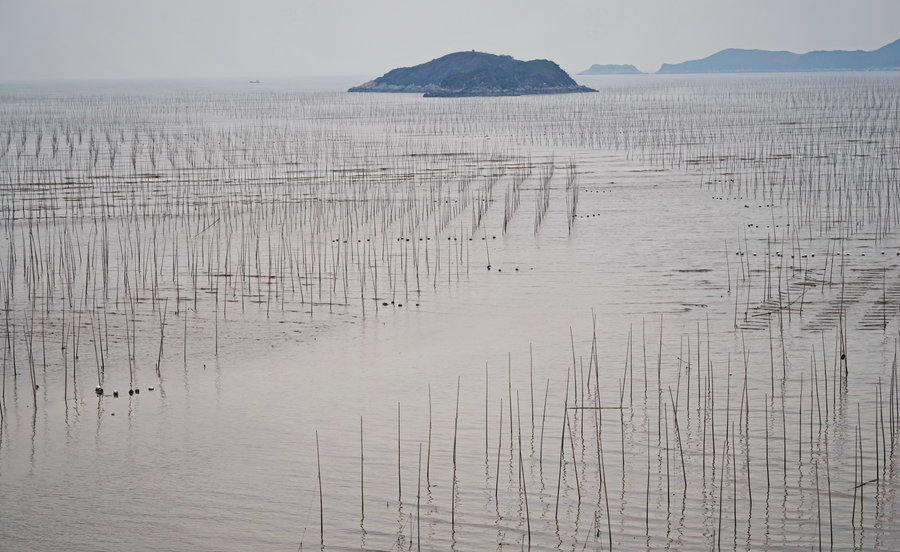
<box><xmin>658</xmin><ymin>39</ymin><xmax>900</xmax><ymax>73</ymax></box>
<box><xmin>349</xmin><ymin>51</ymin><xmax>596</xmax><ymax>97</ymax></box>
<box><xmin>578</xmin><ymin>64</ymin><xmax>643</xmax><ymax>75</ymax></box>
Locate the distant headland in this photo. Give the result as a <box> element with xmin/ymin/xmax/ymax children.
<box><xmin>349</xmin><ymin>51</ymin><xmax>597</xmax><ymax>97</ymax></box>
<box><xmin>657</xmin><ymin>38</ymin><xmax>900</xmax><ymax>74</ymax></box>
<box><xmin>579</xmin><ymin>39</ymin><xmax>900</xmax><ymax>75</ymax></box>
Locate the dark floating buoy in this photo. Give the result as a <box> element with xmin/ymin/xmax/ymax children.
<box><xmin>95</xmin><ymin>386</ymin><xmax>103</xmax><ymax>395</ymax></box>
<box><xmin>397</xmin><ymin>303</ymin><xmax>402</xmax><ymax>307</ymax></box>
<box><xmin>134</xmin><ymin>388</ymin><xmax>140</xmax><ymax>394</ymax></box>
<box><xmin>113</xmin><ymin>391</ymin><xmax>119</xmax><ymax>398</ymax></box>
<box><xmin>841</xmin><ymin>352</ymin><xmax>846</xmax><ymax>360</ymax></box>
<box><xmin>382</xmin><ymin>302</ymin><xmax>388</xmax><ymax>306</ymax></box>
<box><xmin>487</xmin><ymin>264</ymin><xmax>492</xmax><ymax>270</ymax></box>
<box><xmin>128</xmin><ymin>389</ymin><xmax>134</xmax><ymax>396</ymax></box>
<box><xmin>148</xmin><ymin>387</ymin><xmax>155</xmax><ymax>391</ymax></box>
<box><xmin>515</xmin><ymin>268</ymin><xmax>519</xmax><ymax>271</ymax></box>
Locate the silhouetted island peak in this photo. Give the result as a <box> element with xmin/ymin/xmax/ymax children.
<box><xmin>578</xmin><ymin>64</ymin><xmax>643</xmax><ymax>75</ymax></box>
<box><xmin>349</xmin><ymin>51</ymin><xmax>596</xmax><ymax>97</ymax></box>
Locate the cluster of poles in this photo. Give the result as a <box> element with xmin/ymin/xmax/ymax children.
<box><xmin>310</xmin><ymin>316</ymin><xmax>899</xmax><ymax>550</ymax></box>
<box><xmin>0</xmin><ymin>94</ymin><xmax>585</xmax><ymax>408</ymax></box>
<box><xmin>0</xmin><ymin>75</ymin><xmax>898</xmax><ymax>550</ymax></box>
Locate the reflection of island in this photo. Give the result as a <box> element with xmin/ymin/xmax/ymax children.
<box><xmin>578</xmin><ymin>64</ymin><xmax>643</xmax><ymax>75</ymax></box>
<box><xmin>658</xmin><ymin>39</ymin><xmax>900</xmax><ymax>73</ymax></box>
<box><xmin>349</xmin><ymin>51</ymin><xmax>596</xmax><ymax>97</ymax></box>
<box><xmin>249</xmin><ymin>80</ymin><xmax>261</xmax><ymax>84</ymax></box>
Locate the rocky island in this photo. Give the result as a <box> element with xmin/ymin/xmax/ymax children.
<box><xmin>578</xmin><ymin>64</ymin><xmax>643</xmax><ymax>75</ymax></box>
<box><xmin>349</xmin><ymin>51</ymin><xmax>596</xmax><ymax>97</ymax></box>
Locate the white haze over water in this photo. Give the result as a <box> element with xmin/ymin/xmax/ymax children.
<box><xmin>0</xmin><ymin>0</ymin><xmax>898</xmax><ymax>81</ymax></box>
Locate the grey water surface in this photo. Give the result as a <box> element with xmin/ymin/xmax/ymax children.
<box><xmin>0</xmin><ymin>73</ymin><xmax>899</xmax><ymax>551</ymax></box>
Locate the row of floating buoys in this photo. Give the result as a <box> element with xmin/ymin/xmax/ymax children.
<box><xmin>735</xmin><ymin>251</ymin><xmax>897</xmax><ymax>257</ymax></box>
<box><xmin>328</xmin><ymin>235</ymin><xmax>501</xmax><ymax>243</ymax></box>
<box><xmin>380</xmin><ymin>300</ymin><xmax>420</xmax><ymax>307</ymax></box>
<box><xmin>95</xmin><ymin>386</ymin><xmax>155</xmax><ymax>397</ymax></box>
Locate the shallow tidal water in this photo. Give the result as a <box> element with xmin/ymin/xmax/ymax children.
<box><xmin>0</xmin><ymin>73</ymin><xmax>899</xmax><ymax>551</ymax></box>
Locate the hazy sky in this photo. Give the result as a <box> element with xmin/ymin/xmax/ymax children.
<box><xmin>1</xmin><ymin>0</ymin><xmax>897</xmax><ymax>81</ymax></box>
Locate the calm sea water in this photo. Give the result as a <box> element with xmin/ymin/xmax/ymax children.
<box><xmin>0</xmin><ymin>73</ymin><xmax>898</xmax><ymax>551</ymax></box>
